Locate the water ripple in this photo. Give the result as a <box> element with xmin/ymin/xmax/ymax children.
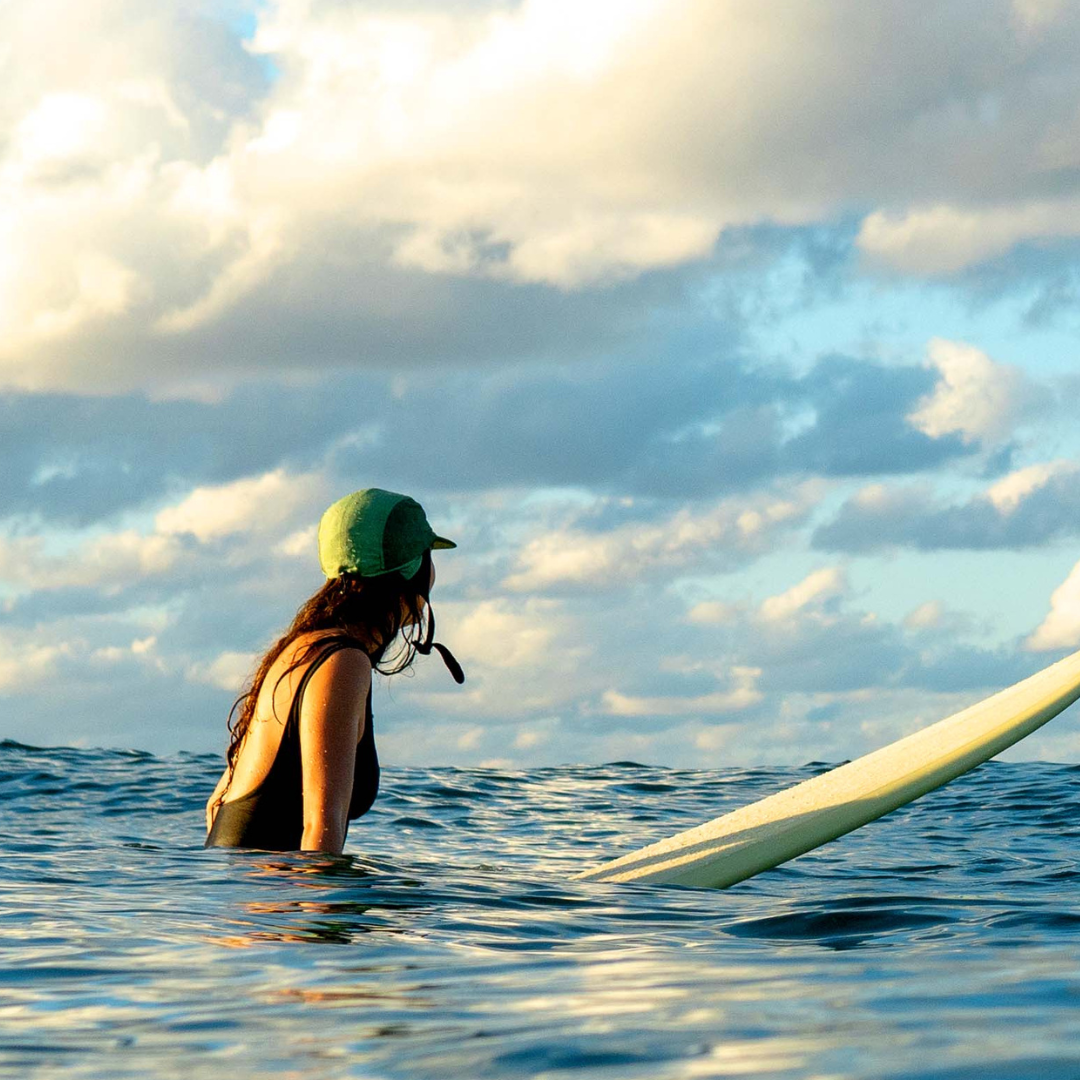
<box><xmin>1</xmin><ymin>744</ymin><xmax>1079</xmax><ymax>1078</ymax></box>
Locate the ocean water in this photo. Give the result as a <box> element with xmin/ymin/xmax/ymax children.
<box><xmin>2</xmin><ymin>741</ymin><xmax>1079</xmax><ymax>1080</ymax></box>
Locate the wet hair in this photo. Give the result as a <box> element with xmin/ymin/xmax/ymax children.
<box><xmin>209</xmin><ymin>550</ymin><xmax>433</xmax><ymax>817</ymax></box>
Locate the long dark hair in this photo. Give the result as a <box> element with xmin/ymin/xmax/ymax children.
<box><xmin>210</xmin><ymin>550</ymin><xmax>434</xmax><ymax>816</ymax></box>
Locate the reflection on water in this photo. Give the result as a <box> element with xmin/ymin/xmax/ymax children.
<box><xmin>1</xmin><ymin>741</ymin><xmax>1079</xmax><ymax>1078</ymax></box>
<box><xmin>208</xmin><ymin>852</ymin><xmax>426</xmax><ymax>945</ymax></box>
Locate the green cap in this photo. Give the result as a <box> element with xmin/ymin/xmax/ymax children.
<box><xmin>318</xmin><ymin>489</ymin><xmax>456</xmax><ymax>580</ymax></box>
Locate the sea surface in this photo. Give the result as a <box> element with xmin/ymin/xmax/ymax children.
<box><xmin>1</xmin><ymin>740</ymin><xmax>1079</xmax><ymax>1079</ymax></box>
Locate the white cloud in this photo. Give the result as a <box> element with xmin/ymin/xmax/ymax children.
<box><xmin>504</xmin><ymin>484</ymin><xmax>822</xmax><ymax>591</ymax></box>
<box><xmin>449</xmin><ymin>598</ymin><xmax>562</xmax><ymax>669</ymax></box>
<box><xmin>1026</xmin><ymin>560</ymin><xmax>1080</xmax><ymax>651</ymax></box>
<box><xmin>93</xmin><ymin>635</ymin><xmax>159</xmax><ymax>665</ymax></box>
<box><xmin>6</xmin><ymin>3</ymin><xmax>1080</xmax><ymax>388</ymax></box>
<box><xmin>985</xmin><ymin>460</ymin><xmax>1079</xmax><ymax>513</ymax></box>
<box><xmin>692</xmin><ymin>726</ymin><xmax>730</xmax><ymax>753</ymax></box>
<box><xmin>0</xmin><ymin>633</ymin><xmax>70</xmax><ymax>691</ymax></box>
<box><xmin>155</xmin><ymin>468</ymin><xmax>318</xmax><ymax>542</ymax></box>
<box><xmin>816</xmin><ymin>458</ymin><xmax>1080</xmax><ymax>554</ymax></box>
<box><xmin>857</xmin><ymin>198</ymin><xmax>1080</xmax><ymax>276</ymax></box>
<box><xmin>405</xmin><ymin>595</ymin><xmax>593</xmax><ymax>720</ymax></box>
<box><xmin>456</xmin><ymin>727</ymin><xmax>485</xmax><ymax>751</ymax></box>
<box><xmin>601</xmin><ymin>666</ymin><xmax>762</xmax><ymax>718</ymax></box>
<box><xmin>686</xmin><ymin>600</ymin><xmax>738</xmax><ymax>625</ymax></box>
<box><xmin>907</xmin><ymin>338</ymin><xmax>1034</xmax><ymax>444</ymax></box>
<box><xmin>186</xmin><ymin>650</ymin><xmax>257</xmax><ymax>692</ymax></box>
<box><xmin>274</xmin><ymin>525</ymin><xmax>318</xmax><ymax>559</ymax></box>
<box><xmin>514</xmin><ymin>729</ymin><xmax>548</xmax><ymax>750</ymax></box>
<box><xmin>759</xmin><ymin>567</ymin><xmax>846</xmax><ymax>622</ymax></box>
<box><xmin>0</xmin><ymin>468</ymin><xmax>323</xmax><ymax>595</ymax></box>
<box><xmin>904</xmin><ymin>600</ymin><xmax>944</xmax><ymax>631</ymax></box>
<box><xmin>15</xmin><ymin>92</ymin><xmax>110</xmax><ymax>167</ymax></box>
<box><xmin>130</xmin><ymin>634</ymin><xmax>157</xmax><ymax>656</ymax></box>
<box><xmin>0</xmin><ymin>530</ymin><xmax>184</xmax><ymax>593</ymax></box>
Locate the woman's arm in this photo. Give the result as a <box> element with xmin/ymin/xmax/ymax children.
<box><xmin>297</xmin><ymin>647</ymin><xmax>372</xmax><ymax>854</ymax></box>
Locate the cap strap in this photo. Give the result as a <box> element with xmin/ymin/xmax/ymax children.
<box><xmin>431</xmin><ymin>641</ymin><xmax>465</xmax><ymax>685</ymax></box>
<box><xmin>415</xmin><ymin>607</ymin><xmax>465</xmax><ymax>684</ymax></box>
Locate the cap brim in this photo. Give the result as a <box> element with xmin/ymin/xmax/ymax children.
<box><xmin>432</xmin><ymin>536</ymin><xmax>456</xmax><ymax>550</ymax></box>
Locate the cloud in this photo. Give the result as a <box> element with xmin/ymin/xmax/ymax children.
<box><xmin>155</xmin><ymin>468</ymin><xmax>321</xmax><ymax>542</ymax></box>
<box><xmin>593</xmin><ymin>560</ymin><xmax>1041</xmax><ymax>737</ymax></box>
<box><xmin>857</xmin><ymin>198</ymin><xmax>1080</xmax><ymax>276</ymax></box>
<box><xmin>601</xmin><ymin>666</ymin><xmax>762</xmax><ymax>718</ymax></box>
<box><xmin>1026</xmin><ymin>559</ymin><xmax>1080</xmax><ymax>651</ymax></box>
<box><xmin>341</xmin><ymin>351</ymin><xmax>980</xmax><ymax>498</ymax></box>
<box><xmin>0</xmin><ymin>530</ymin><xmax>186</xmax><ymax>594</ymax></box>
<box><xmin>734</xmin><ymin>568</ymin><xmax>912</xmax><ymax>694</ymax></box>
<box><xmin>686</xmin><ymin>599</ymin><xmax>738</xmax><ymax>625</ymax></box>
<box><xmin>187</xmin><ymin>650</ymin><xmax>258</xmax><ymax>692</ymax></box>
<box><xmin>907</xmin><ymin>338</ymin><xmax>1038</xmax><ymax>444</ymax></box>
<box><xmin>239</xmin><ymin>0</ymin><xmax>1080</xmax><ymax>290</ymax></box>
<box><xmin>0</xmin><ymin>631</ymin><xmax>70</xmax><ymax>692</ymax></box>
<box><xmin>0</xmin><ymin>467</ymin><xmax>323</xmax><ymax>598</ymax></box>
<box><xmin>903</xmin><ymin>600</ymin><xmax>945</xmax><ymax>631</ymax></box>
<box><xmin>0</xmin><ymin>1</ymin><xmax>268</xmax><ymax>390</ymax></box>
<box><xmin>777</xmin><ymin>354</ymin><xmax>972</xmax><ymax>476</ymax></box>
<box><xmin>449</xmin><ymin>598</ymin><xmax>563</xmax><ymax>670</ymax></box>
<box><xmin>0</xmin><ymin>377</ymin><xmax>381</xmax><ymax>529</ymax></box>
<box><xmin>759</xmin><ymin>567</ymin><xmax>846</xmax><ymax>622</ymax></box>
<box><xmin>984</xmin><ymin>461</ymin><xmax>1075</xmax><ymax>512</ymax></box>
<box><xmin>814</xmin><ymin>460</ymin><xmax>1080</xmax><ymax>553</ymax></box>
<box><xmin>7</xmin><ymin>2</ymin><xmax>1080</xmax><ymax>388</ymax></box>
<box><xmin>0</xmin><ymin>345</ymin><xmax>1021</xmax><ymax>542</ymax></box>
<box><xmin>503</xmin><ymin>483</ymin><xmax>823</xmax><ymax>591</ymax></box>
<box><xmin>0</xmin><ymin>468</ymin><xmax>1056</xmax><ymax>762</ymax></box>
<box><xmin>6</xmin><ymin>2</ymin><xmax>1080</xmax><ymax>768</ymax></box>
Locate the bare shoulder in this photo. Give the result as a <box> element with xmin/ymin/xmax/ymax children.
<box><xmin>285</xmin><ymin>631</ymin><xmax>370</xmax><ymax>671</ymax></box>
<box><xmin>297</xmin><ymin>634</ymin><xmax>371</xmax><ymax>698</ymax></box>
<box><xmin>297</xmin><ymin>640</ymin><xmax>371</xmax><ymax>741</ymax></box>
<box><xmin>263</xmin><ymin>632</ymin><xmax>371</xmax><ymax>722</ymax></box>
<box><xmin>313</xmin><ymin>643</ymin><xmax>371</xmax><ymax>680</ymax></box>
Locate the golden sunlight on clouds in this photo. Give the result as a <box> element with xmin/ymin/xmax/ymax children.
<box><xmin>985</xmin><ymin>461</ymin><xmax>1079</xmax><ymax>514</ymax></box>
<box><xmin>759</xmin><ymin>567</ymin><xmax>846</xmax><ymax>623</ymax></box>
<box><xmin>6</xmin><ymin>2</ymin><xmax>1080</xmax><ymax>389</ymax></box>
<box><xmin>451</xmin><ymin>599</ymin><xmax>561</xmax><ymax>669</ymax></box>
<box><xmin>0</xmin><ymin>531</ymin><xmax>184</xmax><ymax>593</ymax></box>
<box><xmin>907</xmin><ymin>339</ymin><xmax>1035</xmax><ymax>445</ymax></box>
<box><xmin>0</xmin><ymin>635</ymin><xmax>69</xmax><ymax>692</ymax></box>
<box><xmin>1027</xmin><ymin>560</ymin><xmax>1080</xmax><ymax>651</ymax></box>
<box><xmin>504</xmin><ymin>485</ymin><xmax>823</xmax><ymax>591</ymax></box>
<box><xmin>0</xmin><ymin>469</ymin><xmax>322</xmax><ymax>597</ymax></box>
<box><xmin>186</xmin><ymin>651</ymin><xmax>257</xmax><ymax>692</ymax></box>
<box><xmin>856</xmin><ymin>198</ymin><xmax>1080</xmax><ymax>275</ymax></box>
<box><xmin>15</xmin><ymin>92</ymin><xmax>108</xmax><ymax>164</ymax></box>
<box><xmin>154</xmin><ymin>469</ymin><xmax>323</xmax><ymax>542</ymax></box>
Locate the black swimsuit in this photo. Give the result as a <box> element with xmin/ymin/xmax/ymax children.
<box><xmin>204</xmin><ymin>637</ymin><xmax>380</xmax><ymax>851</ymax></box>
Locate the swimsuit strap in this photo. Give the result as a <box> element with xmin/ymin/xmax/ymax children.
<box><xmin>287</xmin><ymin>636</ymin><xmax>371</xmax><ymax>728</ymax></box>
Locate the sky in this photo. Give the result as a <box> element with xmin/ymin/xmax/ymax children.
<box><xmin>4</xmin><ymin>0</ymin><xmax>1080</xmax><ymax>768</ymax></box>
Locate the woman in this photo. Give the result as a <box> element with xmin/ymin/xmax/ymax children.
<box><xmin>204</xmin><ymin>488</ymin><xmax>464</xmax><ymax>854</ymax></box>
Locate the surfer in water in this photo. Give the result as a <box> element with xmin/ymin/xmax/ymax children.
<box><xmin>204</xmin><ymin>488</ymin><xmax>464</xmax><ymax>854</ymax></box>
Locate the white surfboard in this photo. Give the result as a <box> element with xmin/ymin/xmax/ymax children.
<box><xmin>575</xmin><ymin>647</ymin><xmax>1080</xmax><ymax>890</ymax></box>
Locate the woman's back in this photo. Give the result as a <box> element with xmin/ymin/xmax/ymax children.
<box><xmin>205</xmin><ymin>633</ymin><xmax>380</xmax><ymax>851</ymax></box>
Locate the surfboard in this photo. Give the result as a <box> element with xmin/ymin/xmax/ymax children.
<box><xmin>574</xmin><ymin>647</ymin><xmax>1080</xmax><ymax>890</ymax></box>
